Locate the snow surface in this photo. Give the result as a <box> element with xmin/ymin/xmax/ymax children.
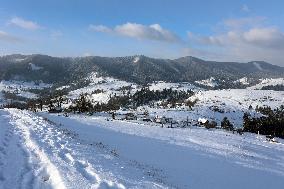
<box><xmin>29</xmin><ymin>63</ymin><xmax>43</xmax><ymax>71</ymax></box>
<box><xmin>187</xmin><ymin>89</ymin><xmax>284</xmax><ymax>127</ymax></box>
<box><xmin>0</xmin><ymin>80</ymin><xmax>52</xmax><ymax>102</ymax></box>
<box><xmin>195</xmin><ymin>77</ymin><xmax>218</xmax><ymax>87</ymax></box>
<box><xmin>13</xmin><ymin>58</ymin><xmax>26</xmax><ymax>62</ymax></box>
<box><xmin>0</xmin><ymin>109</ymin><xmax>137</xmax><ymax>189</ymax></box>
<box><xmin>68</xmin><ymin>72</ymin><xmax>137</xmax><ymax>104</ymax></box>
<box><xmin>2</xmin><ymin>73</ymin><xmax>284</xmax><ymax>188</ymax></box>
<box><xmin>248</xmin><ymin>78</ymin><xmax>284</xmax><ymax>89</ymax></box>
<box><xmin>234</xmin><ymin>77</ymin><xmax>249</xmax><ymax>85</ymax></box>
<box><xmin>133</xmin><ymin>57</ymin><xmax>140</xmax><ymax>63</ymax></box>
<box><xmin>114</xmin><ymin>89</ymin><xmax>284</xmax><ymax>128</ymax></box>
<box><xmin>67</xmin><ymin>73</ymin><xmax>284</xmax><ymax>128</ymax></box>
<box><xmin>68</xmin><ymin>73</ymin><xmax>200</xmax><ymax>104</ymax></box>
<box><xmin>56</xmin><ymin>85</ymin><xmax>70</xmax><ymax>91</ymax></box>
<box><xmin>0</xmin><ymin>80</ymin><xmax>51</xmax><ymax>91</ymax></box>
<box><xmin>149</xmin><ymin>81</ymin><xmax>201</xmax><ymax>92</ymax></box>
<box><xmin>1</xmin><ymin>108</ymin><xmax>284</xmax><ymax>189</ymax></box>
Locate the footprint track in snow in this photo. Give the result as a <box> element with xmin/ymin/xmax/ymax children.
<box><xmin>4</xmin><ymin>110</ymin><xmax>128</xmax><ymax>189</ymax></box>
<box><xmin>66</xmin><ymin>154</ymin><xmax>125</xmax><ymax>189</ymax></box>
<box><xmin>0</xmin><ymin>127</ymin><xmax>15</xmax><ymax>157</ymax></box>
<box><xmin>73</xmin><ymin>160</ymin><xmax>100</xmax><ymax>183</ymax></box>
<box><xmin>57</xmin><ymin>148</ymin><xmax>102</xmax><ymax>185</ymax></box>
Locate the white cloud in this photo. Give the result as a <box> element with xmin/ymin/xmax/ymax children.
<box><xmin>89</xmin><ymin>22</ymin><xmax>181</xmax><ymax>43</ymax></box>
<box><xmin>198</xmin><ymin>27</ymin><xmax>284</xmax><ymax>50</ymax></box>
<box><xmin>243</xmin><ymin>27</ymin><xmax>284</xmax><ymax>48</ymax></box>
<box><xmin>187</xmin><ymin>17</ymin><xmax>284</xmax><ymax>65</ymax></box>
<box><xmin>89</xmin><ymin>25</ymin><xmax>112</xmax><ymax>33</ymax></box>
<box><xmin>223</xmin><ymin>17</ymin><xmax>266</xmax><ymax>30</ymax></box>
<box><xmin>9</xmin><ymin>17</ymin><xmax>41</xmax><ymax>30</ymax></box>
<box><xmin>0</xmin><ymin>30</ymin><xmax>22</xmax><ymax>43</ymax></box>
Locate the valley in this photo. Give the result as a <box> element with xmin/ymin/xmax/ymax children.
<box><xmin>1</xmin><ymin>54</ymin><xmax>284</xmax><ymax>188</ymax></box>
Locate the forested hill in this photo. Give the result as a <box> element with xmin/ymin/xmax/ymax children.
<box><xmin>1</xmin><ymin>54</ymin><xmax>284</xmax><ymax>88</ymax></box>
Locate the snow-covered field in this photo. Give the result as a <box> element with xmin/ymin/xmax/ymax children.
<box><xmin>1</xmin><ymin>75</ymin><xmax>284</xmax><ymax>188</ymax></box>
<box><xmin>68</xmin><ymin>73</ymin><xmax>138</xmax><ymax>104</ymax></box>
<box><xmin>0</xmin><ymin>80</ymin><xmax>51</xmax><ymax>92</ymax></box>
<box><xmin>247</xmin><ymin>78</ymin><xmax>284</xmax><ymax>89</ymax></box>
<box><xmin>0</xmin><ymin>109</ymin><xmax>147</xmax><ymax>189</ymax></box>
<box><xmin>58</xmin><ymin>74</ymin><xmax>284</xmax><ymax>129</ymax></box>
<box><xmin>234</xmin><ymin>77</ymin><xmax>249</xmax><ymax>85</ymax></box>
<box><xmin>1</xmin><ymin>108</ymin><xmax>284</xmax><ymax>189</ymax></box>
<box><xmin>195</xmin><ymin>77</ymin><xmax>218</xmax><ymax>87</ymax></box>
<box><xmin>0</xmin><ymin>80</ymin><xmax>52</xmax><ymax>102</ymax></box>
<box><xmin>67</xmin><ymin>73</ymin><xmax>200</xmax><ymax>104</ymax></box>
<box><xmin>149</xmin><ymin>81</ymin><xmax>201</xmax><ymax>92</ymax></box>
<box><xmin>121</xmin><ymin>89</ymin><xmax>284</xmax><ymax>128</ymax></box>
<box><xmin>187</xmin><ymin>89</ymin><xmax>284</xmax><ymax>126</ymax></box>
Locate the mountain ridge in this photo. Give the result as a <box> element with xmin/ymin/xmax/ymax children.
<box><xmin>0</xmin><ymin>54</ymin><xmax>283</xmax><ymax>89</ymax></box>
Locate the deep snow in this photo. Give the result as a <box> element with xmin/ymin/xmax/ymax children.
<box><xmin>1</xmin><ymin>109</ymin><xmax>284</xmax><ymax>189</ymax></box>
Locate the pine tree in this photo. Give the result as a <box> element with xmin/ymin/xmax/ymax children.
<box><xmin>243</xmin><ymin>112</ymin><xmax>251</xmax><ymax>132</ymax></box>
<box><xmin>221</xmin><ymin>117</ymin><xmax>234</xmax><ymax>131</ymax></box>
<box><xmin>76</xmin><ymin>93</ymin><xmax>93</xmax><ymax>113</ymax></box>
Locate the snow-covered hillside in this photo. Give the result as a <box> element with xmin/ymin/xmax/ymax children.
<box><xmin>29</xmin><ymin>63</ymin><xmax>44</xmax><ymax>71</ymax></box>
<box><xmin>248</xmin><ymin>78</ymin><xmax>284</xmax><ymax>89</ymax></box>
<box><xmin>58</xmin><ymin>73</ymin><xmax>284</xmax><ymax>129</ymax></box>
<box><xmin>67</xmin><ymin>73</ymin><xmax>200</xmax><ymax>104</ymax></box>
<box><xmin>68</xmin><ymin>73</ymin><xmax>138</xmax><ymax>104</ymax></box>
<box><xmin>234</xmin><ymin>77</ymin><xmax>249</xmax><ymax>85</ymax></box>
<box><xmin>187</xmin><ymin>89</ymin><xmax>284</xmax><ymax>127</ymax></box>
<box><xmin>0</xmin><ymin>80</ymin><xmax>52</xmax><ymax>105</ymax></box>
<box><xmin>0</xmin><ymin>80</ymin><xmax>51</xmax><ymax>93</ymax></box>
<box><xmin>116</xmin><ymin>89</ymin><xmax>284</xmax><ymax>128</ymax></box>
<box><xmin>0</xmin><ymin>108</ymin><xmax>284</xmax><ymax>189</ymax></box>
<box><xmin>195</xmin><ymin>77</ymin><xmax>218</xmax><ymax>87</ymax></box>
<box><xmin>149</xmin><ymin>81</ymin><xmax>201</xmax><ymax>92</ymax></box>
<box><xmin>1</xmin><ymin>69</ymin><xmax>284</xmax><ymax>188</ymax></box>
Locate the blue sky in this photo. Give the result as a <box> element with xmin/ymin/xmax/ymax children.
<box><xmin>0</xmin><ymin>0</ymin><xmax>284</xmax><ymax>65</ymax></box>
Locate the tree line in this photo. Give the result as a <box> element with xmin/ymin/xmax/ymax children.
<box><xmin>67</xmin><ymin>87</ymin><xmax>195</xmax><ymax>113</ymax></box>
<box><xmin>243</xmin><ymin>105</ymin><xmax>284</xmax><ymax>138</ymax></box>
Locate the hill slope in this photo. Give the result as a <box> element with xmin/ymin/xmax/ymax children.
<box><xmin>0</xmin><ymin>54</ymin><xmax>284</xmax><ymax>88</ymax></box>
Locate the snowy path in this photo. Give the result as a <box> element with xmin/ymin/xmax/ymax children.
<box><xmin>0</xmin><ymin>111</ymin><xmax>35</xmax><ymax>189</ymax></box>
<box><xmin>1</xmin><ymin>109</ymin><xmax>284</xmax><ymax>189</ymax></box>
<box><xmin>0</xmin><ymin>109</ymin><xmax>166</xmax><ymax>189</ymax></box>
